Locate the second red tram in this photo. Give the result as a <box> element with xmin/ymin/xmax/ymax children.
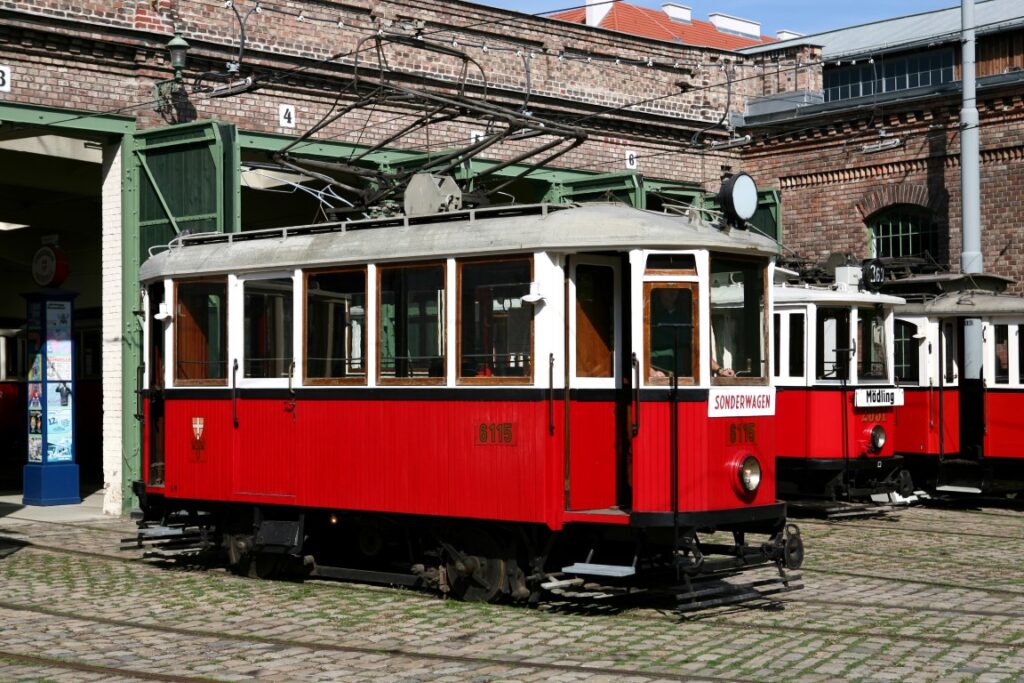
<box><xmin>891</xmin><ymin>274</ymin><xmax>1024</xmax><ymax>495</ymax></box>
<box><xmin>134</xmin><ymin>202</ymin><xmax>803</xmax><ymax>609</ymax></box>
<box><xmin>772</xmin><ymin>268</ymin><xmax>911</xmax><ymax>503</ymax></box>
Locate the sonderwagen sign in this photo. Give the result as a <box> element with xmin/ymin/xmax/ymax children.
<box><xmin>708</xmin><ymin>387</ymin><xmax>775</xmax><ymax>417</ymax></box>
<box><xmin>854</xmin><ymin>387</ymin><xmax>905</xmax><ymax>408</ymax></box>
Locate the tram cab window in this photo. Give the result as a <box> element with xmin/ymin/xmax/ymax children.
<box><xmin>941</xmin><ymin>320</ymin><xmax>958</xmax><ymax>384</ymax></box>
<box><xmin>816</xmin><ymin>308</ymin><xmax>850</xmax><ymax>380</ymax></box>
<box><xmin>458</xmin><ymin>259</ymin><xmax>532</xmax><ymax>382</ymax></box>
<box><xmin>710</xmin><ymin>257</ymin><xmax>766</xmax><ymax>382</ymax></box>
<box><xmin>857</xmin><ymin>307</ymin><xmax>888</xmax><ymax>381</ymax></box>
<box><xmin>993</xmin><ymin>324</ymin><xmax>1010</xmax><ymax>385</ymax></box>
<box><xmin>894</xmin><ymin>320</ymin><xmax>919</xmax><ymax>384</ymax></box>
<box><xmin>175</xmin><ymin>280</ymin><xmax>228</xmax><ymax>385</ymax></box>
<box><xmin>306</xmin><ymin>269</ymin><xmax>366</xmax><ymax>383</ymax></box>
<box><xmin>379</xmin><ymin>264</ymin><xmax>445</xmax><ymax>383</ymax></box>
<box><xmin>646</xmin><ymin>284</ymin><xmax>696</xmax><ymax>383</ymax></box>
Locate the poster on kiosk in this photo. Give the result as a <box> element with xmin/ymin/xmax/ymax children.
<box><xmin>23</xmin><ymin>290</ymin><xmax>79</xmax><ymax>505</ymax></box>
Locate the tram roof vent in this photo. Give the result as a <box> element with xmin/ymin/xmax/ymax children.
<box><xmin>834</xmin><ymin>266</ymin><xmax>862</xmax><ymax>291</ymax></box>
<box><xmin>404</xmin><ymin>173</ymin><xmax>463</xmax><ymax>218</ymax></box>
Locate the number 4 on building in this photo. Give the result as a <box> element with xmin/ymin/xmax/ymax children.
<box><xmin>279</xmin><ymin>104</ymin><xmax>296</xmax><ymax>129</ymax></box>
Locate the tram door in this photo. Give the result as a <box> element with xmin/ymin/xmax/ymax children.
<box><xmin>565</xmin><ymin>255</ymin><xmax>630</xmax><ymax>511</ymax></box>
<box><xmin>146</xmin><ymin>283</ymin><xmax>166</xmax><ymax>487</ymax></box>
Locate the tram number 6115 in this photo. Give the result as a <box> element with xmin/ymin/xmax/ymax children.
<box><xmin>477</xmin><ymin>422</ymin><xmax>516</xmax><ymax>446</ymax></box>
<box><xmin>729</xmin><ymin>422</ymin><xmax>757</xmax><ymax>445</ymax></box>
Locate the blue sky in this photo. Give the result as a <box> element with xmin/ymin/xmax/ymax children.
<box><xmin>474</xmin><ymin>0</ymin><xmax>962</xmax><ymax>38</ymax></box>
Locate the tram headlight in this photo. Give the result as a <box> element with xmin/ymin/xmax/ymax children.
<box><xmin>870</xmin><ymin>425</ymin><xmax>887</xmax><ymax>452</ymax></box>
<box><xmin>739</xmin><ymin>456</ymin><xmax>762</xmax><ymax>493</ymax></box>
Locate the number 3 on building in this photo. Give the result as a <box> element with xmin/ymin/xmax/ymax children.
<box><xmin>279</xmin><ymin>104</ymin><xmax>296</xmax><ymax>129</ymax></box>
<box><xmin>0</xmin><ymin>65</ymin><xmax>11</xmax><ymax>93</ymax></box>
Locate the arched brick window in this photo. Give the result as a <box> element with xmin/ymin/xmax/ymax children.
<box><xmin>867</xmin><ymin>204</ymin><xmax>937</xmax><ymax>259</ymax></box>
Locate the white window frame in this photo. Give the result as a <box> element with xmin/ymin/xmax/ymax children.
<box><xmin>232</xmin><ymin>270</ymin><xmax>300</xmax><ymax>390</ymax></box>
<box><xmin>773</xmin><ymin>306</ymin><xmax>809</xmax><ymax>387</ymax></box>
<box><xmin>984</xmin><ymin>319</ymin><xmax>1024</xmax><ymax>388</ymax></box>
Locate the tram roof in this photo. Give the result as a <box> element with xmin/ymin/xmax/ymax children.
<box><xmin>897</xmin><ymin>290</ymin><xmax>1024</xmax><ymax>317</ymax></box>
<box><xmin>139</xmin><ymin>203</ymin><xmax>779</xmax><ymax>281</ymax></box>
<box><xmin>773</xmin><ymin>284</ymin><xmax>905</xmax><ymax>307</ymax></box>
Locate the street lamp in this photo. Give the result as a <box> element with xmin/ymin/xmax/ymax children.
<box><xmin>154</xmin><ymin>31</ymin><xmax>190</xmax><ymax>113</ymax></box>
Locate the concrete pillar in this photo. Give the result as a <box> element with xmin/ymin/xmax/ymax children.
<box><xmin>100</xmin><ymin>143</ymin><xmax>123</xmax><ymax>516</ymax></box>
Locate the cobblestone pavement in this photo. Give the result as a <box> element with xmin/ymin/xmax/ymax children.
<box><xmin>0</xmin><ymin>504</ymin><xmax>1022</xmax><ymax>682</ymax></box>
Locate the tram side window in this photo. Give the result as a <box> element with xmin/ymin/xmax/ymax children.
<box><xmin>942</xmin><ymin>321</ymin><xmax>958</xmax><ymax>383</ymax></box>
<box><xmin>306</xmin><ymin>269</ymin><xmax>366</xmax><ymax>383</ymax></box>
<box><xmin>244</xmin><ymin>277</ymin><xmax>294</xmax><ymax>379</ymax></box>
<box><xmin>816</xmin><ymin>308</ymin><xmax>850</xmax><ymax>380</ymax></box>
<box><xmin>789</xmin><ymin>313</ymin><xmax>805</xmax><ymax>378</ymax></box>
<box><xmin>857</xmin><ymin>307</ymin><xmax>887</xmax><ymax>380</ymax></box>
<box><xmin>894</xmin><ymin>320</ymin><xmax>919</xmax><ymax>384</ymax></box>
<box><xmin>993</xmin><ymin>324</ymin><xmax>1009</xmax><ymax>385</ymax></box>
<box><xmin>646</xmin><ymin>284</ymin><xmax>696</xmax><ymax>383</ymax></box>
<box><xmin>379</xmin><ymin>264</ymin><xmax>445</xmax><ymax>383</ymax></box>
<box><xmin>710</xmin><ymin>257</ymin><xmax>766</xmax><ymax>381</ymax></box>
<box><xmin>459</xmin><ymin>259</ymin><xmax>532</xmax><ymax>381</ymax></box>
<box><xmin>772</xmin><ymin>314</ymin><xmax>780</xmax><ymax>378</ymax></box>
<box><xmin>1018</xmin><ymin>328</ymin><xmax>1024</xmax><ymax>385</ymax></box>
<box><xmin>175</xmin><ymin>280</ymin><xmax>228</xmax><ymax>385</ymax></box>
<box><xmin>149</xmin><ymin>283</ymin><xmax>165</xmax><ymax>389</ymax></box>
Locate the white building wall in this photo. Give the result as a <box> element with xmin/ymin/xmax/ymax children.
<box><xmin>100</xmin><ymin>143</ymin><xmax>123</xmax><ymax>515</ymax></box>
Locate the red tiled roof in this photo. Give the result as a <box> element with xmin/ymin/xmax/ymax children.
<box><xmin>552</xmin><ymin>3</ymin><xmax>775</xmax><ymax>51</ymax></box>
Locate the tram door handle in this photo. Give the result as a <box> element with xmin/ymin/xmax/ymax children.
<box><xmin>285</xmin><ymin>361</ymin><xmax>297</xmax><ymax>417</ymax></box>
<box><xmin>232</xmin><ymin>359</ymin><xmax>239</xmax><ymax>428</ymax></box>
<box><xmin>631</xmin><ymin>353</ymin><xmax>641</xmax><ymax>438</ymax></box>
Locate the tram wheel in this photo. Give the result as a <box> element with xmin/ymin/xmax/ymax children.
<box><xmin>443</xmin><ymin>528</ymin><xmax>507</xmax><ymax>603</ymax></box>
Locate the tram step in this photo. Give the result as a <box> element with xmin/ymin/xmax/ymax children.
<box><xmin>935</xmin><ymin>485</ymin><xmax>983</xmax><ymax>494</ymax></box>
<box><xmin>561</xmin><ymin>562</ymin><xmax>636</xmax><ymax>578</ymax></box>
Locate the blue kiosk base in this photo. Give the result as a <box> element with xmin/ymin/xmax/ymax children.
<box><xmin>23</xmin><ymin>463</ymin><xmax>81</xmax><ymax>506</ymax></box>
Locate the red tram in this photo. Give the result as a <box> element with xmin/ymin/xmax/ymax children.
<box><xmin>134</xmin><ymin>200</ymin><xmax>803</xmax><ymax>609</ymax></box>
<box><xmin>772</xmin><ymin>268</ymin><xmax>912</xmax><ymax>503</ymax></box>
<box><xmin>891</xmin><ymin>274</ymin><xmax>1024</xmax><ymax>495</ymax></box>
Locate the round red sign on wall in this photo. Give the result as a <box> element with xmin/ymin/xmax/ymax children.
<box><xmin>31</xmin><ymin>245</ymin><xmax>70</xmax><ymax>288</ymax></box>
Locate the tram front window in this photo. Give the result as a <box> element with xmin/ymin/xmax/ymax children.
<box><xmin>857</xmin><ymin>307</ymin><xmax>888</xmax><ymax>380</ymax></box>
<box><xmin>710</xmin><ymin>257</ymin><xmax>766</xmax><ymax>382</ymax></box>
<box><xmin>647</xmin><ymin>285</ymin><xmax>695</xmax><ymax>382</ymax></box>
<box><xmin>817</xmin><ymin>308</ymin><xmax>850</xmax><ymax>380</ymax></box>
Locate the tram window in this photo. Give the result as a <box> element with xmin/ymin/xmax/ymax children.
<box><xmin>942</xmin><ymin>321</ymin><xmax>957</xmax><ymax>383</ymax></box>
<box><xmin>458</xmin><ymin>259</ymin><xmax>533</xmax><ymax>382</ymax></box>
<box><xmin>789</xmin><ymin>313</ymin><xmax>805</xmax><ymax>378</ymax></box>
<box><xmin>575</xmin><ymin>264</ymin><xmax>614</xmax><ymax>379</ymax></box>
<box><xmin>710</xmin><ymin>257</ymin><xmax>766</xmax><ymax>381</ymax></box>
<box><xmin>175</xmin><ymin>280</ymin><xmax>228</xmax><ymax>384</ymax></box>
<box><xmin>148</xmin><ymin>283</ymin><xmax>165</xmax><ymax>389</ymax></box>
<box><xmin>379</xmin><ymin>264</ymin><xmax>445</xmax><ymax>383</ymax></box>
<box><xmin>306</xmin><ymin>269</ymin><xmax>366</xmax><ymax>384</ymax></box>
<box><xmin>243</xmin><ymin>277</ymin><xmax>294</xmax><ymax>379</ymax></box>
<box><xmin>772</xmin><ymin>314</ymin><xmax>780</xmax><ymax>378</ymax></box>
<box><xmin>646</xmin><ymin>283</ymin><xmax>696</xmax><ymax>383</ymax></box>
<box><xmin>1018</xmin><ymin>327</ymin><xmax>1024</xmax><ymax>385</ymax></box>
<box><xmin>816</xmin><ymin>308</ymin><xmax>850</xmax><ymax>380</ymax></box>
<box><xmin>894</xmin><ymin>320</ymin><xmax>919</xmax><ymax>383</ymax></box>
<box><xmin>645</xmin><ymin>253</ymin><xmax>696</xmax><ymax>274</ymax></box>
<box><xmin>857</xmin><ymin>307</ymin><xmax>887</xmax><ymax>380</ymax></box>
<box><xmin>993</xmin><ymin>324</ymin><xmax>1009</xmax><ymax>385</ymax></box>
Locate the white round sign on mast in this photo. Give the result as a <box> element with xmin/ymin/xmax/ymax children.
<box><xmin>718</xmin><ymin>173</ymin><xmax>758</xmax><ymax>224</ymax></box>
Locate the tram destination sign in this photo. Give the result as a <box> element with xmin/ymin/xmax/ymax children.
<box><xmin>854</xmin><ymin>388</ymin><xmax>905</xmax><ymax>408</ymax></box>
<box><xmin>708</xmin><ymin>387</ymin><xmax>775</xmax><ymax>418</ymax></box>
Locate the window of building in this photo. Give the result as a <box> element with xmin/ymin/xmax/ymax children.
<box><xmin>868</xmin><ymin>205</ymin><xmax>938</xmax><ymax>260</ymax></box>
<box><xmin>817</xmin><ymin>308</ymin><xmax>850</xmax><ymax>380</ymax></box>
<box><xmin>645</xmin><ymin>283</ymin><xmax>696</xmax><ymax>383</ymax></box>
<box><xmin>379</xmin><ymin>264</ymin><xmax>445</xmax><ymax>383</ymax></box>
<box><xmin>858</xmin><ymin>307</ymin><xmax>888</xmax><ymax>380</ymax></box>
<box><xmin>710</xmin><ymin>257</ymin><xmax>766</xmax><ymax>382</ymax></box>
<box><xmin>823</xmin><ymin>48</ymin><xmax>955</xmax><ymax>102</ymax></box>
<box><xmin>243</xmin><ymin>276</ymin><xmax>294</xmax><ymax>379</ymax></box>
<box><xmin>458</xmin><ymin>258</ymin><xmax>533</xmax><ymax>382</ymax></box>
<box><xmin>306</xmin><ymin>269</ymin><xmax>367</xmax><ymax>384</ymax></box>
<box><xmin>894</xmin><ymin>319</ymin><xmax>919</xmax><ymax>383</ymax></box>
<box><xmin>175</xmin><ymin>280</ymin><xmax>228</xmax><ymax>384</ymax></box>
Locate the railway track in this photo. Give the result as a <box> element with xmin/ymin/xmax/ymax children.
<box><xmin>0</xmin><ymin>598</ymin><xmax>757</xmax><ymax>683</ymax></box>
<box><xmin>798</xmin><ymin>517</ymin><xmax>1024</xmax><ymax>542</ymax></box>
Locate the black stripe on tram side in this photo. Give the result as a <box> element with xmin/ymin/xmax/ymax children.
<box><xmin>152</xmin><ymin>387</ymin><xmax>712</xmax><ymax>402</ymax></box>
